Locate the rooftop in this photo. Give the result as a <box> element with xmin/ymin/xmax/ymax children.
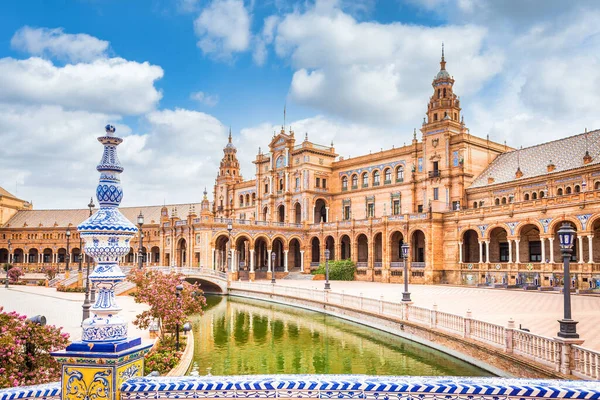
<box><xmin>470</xmin><ymin>129</ymin><xmax>600</xmax><ymax>188</ymax></box>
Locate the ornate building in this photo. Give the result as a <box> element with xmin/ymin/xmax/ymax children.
<box><xmin>2</xmin><ymin>52</ymin><xmax>600</xmax><ymax>290</ymax></box>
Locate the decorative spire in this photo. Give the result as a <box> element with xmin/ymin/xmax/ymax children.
<box><xmin>305</xmin><ymin>132</ymin><xmax>308</xmax><ymax>141</ymax></box>
<box><xmin>584</xmin><ymin>129</ymin><xmax>592</xmax><ymax>164</ymax></box>
<box><xmin>77</xmin><ymin>124</ymin><xmax>137</xmax><ymax>343</ymax></box>
<box><xmin>413</xmin><ymin>128</ymin><xmax>417</xmax><ymax>140</ymax></box>
<box><xmin>283</xmin><ymin>103</ymin><xmax>286</xmax><ymax>128</ymax></box>
<box><xmin>516</xmin><ymin>146</ymin><xmax>523</xmax><ymax>178</ymax></box>
<box><xmin>331</xmin><ymin>140</ymin><xmax>334</xmax><ymax>147</ymax></box>
<box><xmin>228</xmin><ymin>126</ymin><xmax>232</xmax><ymax>143</ymax></box>
<box><xmin>440</xmin><ymin>42</ymin><xmax>446</xmax><ymax>71</ymax></box>
<box><xmin>203</xmin><ymin>187</ymin><xmax>208</xmax><ymax>199</ymax></box>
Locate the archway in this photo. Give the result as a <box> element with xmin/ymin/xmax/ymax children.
<box><xmin>151</xmin><ymin>246</ymin><xmax>160</xmax><ymax>264</ymax></box>
<box><xmin>42</xmin><ymin>248</ymin><xmax>52</xmax><ymax>263</ymax></box>
<box><xmin>28</xmin><ymin>248</ymin><xmax>39</xmax><ymax>264</ymax></box>
<box><xmin>411</xmin><ymin>230</ymin><xmax>426</xmax><ymax>265</ymax></box>
<box><xmin>294</xmin><ymin>202</ymin><xmax>301</xmax><ymax>224</ymax></box>
<box><xmin>390</xmin><ymin>231</ymin><xmax>404</xmax><ymax>266</ymax></box>
<box><xmin>462</xmin><ymin>229</ymin><xmax>479</xmax><ymax>263</ymax></box>
<box><xmin>272</xmin><ymin>237</ymin><xmax>285</xmax><ymax>271</ymax></box>
<box><xmin>374</xmin><ymin>232</ymin><xmax>382</xmax><ymax>268</ymax></box>
<box><xmin>340</xmin><ymin>235</ymin><xmax>351</xmax><ymax>260</ymax></box>
<box><xmin>489</xmin><ymin>227</ymin><xmax>509</xmax><ymax>263</ymax></box>
<box><xmin>254</xmin><ymin>236</ymin><xmax>269</xmax><ymax>271</ymax></box>
<box><xmin>176</xmin><ymin>238</ymin><xmax>187</xmax><ymax>267</ymax></box>
<box><xmin>0</xmin><ymin>248</ymin><xmax>9</xmax><ymax>264</ymax></box>
<box><xmin>215</xmin><ymin>234</ymin><xmax>230</xmax><ymax>271</ymax></box>
<box><xmin>277</xmin><ymin>205</ymin><xmax>285</xmax><ymax>223</ymax></box>
<box><xmin>126</xmin><ymin>247</ymin><xmax>135</xmax><ymax>264</ymax></box>
<box><xmin>12</xmin><ymin>248</ymin><xmax>24</xmax><ymax>264</ymax></box>
<box><xmin>325</xmin><ymin>236</ymin><xmax>335</xmax><ymax>261</ymax></box>
<box><xmin>518</xmin><ymin>224</ymin><xmax>540</xmax><ymax>263</ymax></box>
<box><xmin>262</xmin><ymin>206</ymin><xmax>268</xmax><ymax>221</ymax></box>
<box><xmin>552</xmin><ymin>222</ymin><xmax>579</xmax><ymax>264</ymax></box>
<box><xmin>235</xmin><ymin>236</ymin><xmax>251</xmax><ymax>272</ymax></box>
<box><xmin>289</xmin><ymin>238</ymin><xmax>302</xmax><ymax>270</ymax></box>
<box><xmin>310</xmin><ymin>237</ymin><xmax>320</xmax><ymax>266</ymax></box>
<box><xmin>314</xmin><ymin>199</ymin><xmax>327</xmax><ymax>223</ymax></box>
<box><xmin>357</xmin><ymin>234</ymin><xmax>368</xmax><ymax>267</ymax></box>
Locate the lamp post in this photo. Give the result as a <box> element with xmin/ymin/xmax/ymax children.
<box><xmin>87</xmin><ymin>197</ymin><xmax>96</xmax><ymax>304</ymax></box>
<box><xmin>175</xmin><ymin>284</ymin><xmax>183</xmax><ymax>351</ymax></box>
<box><xmin>4</xmin><ymin>239</ymin><xmax>11</xmax><ymax>288</ymax></box>
<box><xmin>227</xmin><ymin>221</ymin><xmax>233</xmax><ymax>273</ymax></box>
<box><xmin>401</xmin><ymin>243</ymin><xmax>411</xmax><ymax>302</ymax></box>
<box><xmin>65</xmin><ymin>229</ymin><xmax>71</xmax><ymax>274</ymax></box>
<box><xmin>271</xmin><ymin>251</ymin><xmax>276</xmax><ymax>284</ymax></box>
<box><xmin>324</xmin><ymin>248</ymin><xmax>331</xmax><ymax>290</ymax></box>
<box><xmin>137</xmin><ymin>211</ymin><xmax>144</xmax><ymax>270</ymax></box>
<box><xmin>557</xmin><ymin>223</ymin><xmax>579</xmax><ymax>338</ymax></box>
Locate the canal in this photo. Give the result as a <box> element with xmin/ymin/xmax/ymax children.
<box><xmin>188</xmin><ymin>295</ymin><xmax>492</xmax><ymax>376</ymax></box>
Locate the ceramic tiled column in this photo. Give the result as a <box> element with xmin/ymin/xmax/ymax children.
<box><xmin>52</xmin><ymin>125</ymin><xmax>152</xmax><ymax>400</ymax></box>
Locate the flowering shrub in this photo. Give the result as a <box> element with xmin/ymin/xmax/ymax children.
<box><xmin>8</xmin><ymin>267</ymin><xmax>24</xmax><ymax>283</ymax></box>
<box><xmin>56</xmin><ymin>285</ymin><xmax>85</xmax><ymax>292</ymax></box>
<box><xmin>43</xmin><ymin>265</ymin><xmax>58</xmax><ymax>280</ymax></box>
<box><xmin>144</xmin><ymin>335</ymin><xmax>186</xmax><ymax>375</ymax></box>
<box><xmin>0</xmin><ymin>307</ymin><xmax>69</xmax><ymax>388</ymax></box>
<box><xmin>128</xmin><ymin>269</ymin><xmax>206</xmax><ymax>341</ymax></box>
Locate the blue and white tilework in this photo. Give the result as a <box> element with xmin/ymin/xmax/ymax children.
<box><xmin>0</xmin><ymin>382</ymin><xmax>60</xmax><ymax>400</ymax></box>
<box><xmin>119</xmin><ymin>376</ymin><xmax>600</xmax><ymax>400</ymax></box>
<box><xmin>77</xmin><ymin>125</ymin><xmax>138</xmax><ymax>343</ymax></box>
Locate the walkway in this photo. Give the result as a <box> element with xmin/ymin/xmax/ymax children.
<box><xmin>0</xmin><ymin>286</ymin><xmax>151</xmax><ymax>343</ymax></box>
<box><xmin>272</xmin><ymin>280</ymin><xmax>600</xmax><ymax>351</ymax></box>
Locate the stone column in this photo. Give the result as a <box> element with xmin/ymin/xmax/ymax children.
<box><xmin>515</xmin><ymin>239</ymin><xmax>521</xmax><ymax>264</ymax></box>
<box><xmin>508</xmin><ymin>240</ymin><xmax>513</xmax><ymax>263</ymax></box>
<box><xmin>249</xmin><ymin>249</ymin><xmax>255</xmax><ymax>272</ymax></box>
<box><xmin>211</xmin><ymin>247</ymin><xmax>216</xmax><ymax>270</ymax></box>
<box><xmin>300</xmin><ymin>250</ymin><xmax>305</xmax><ymax>272</ymax></box>
<box><xmin>312</xmin><ymin>206</ymin><xmax>316</xmax><ymax>223</ymax></box>
<box><xmin>284</xmin><ymin>250</ymin><xmax>289</xmax><ymax>272</ymax></box>
<box><xmin>478</xmin><ymin>241</ymin><xmax>483</xmax><ymax>264</ymax></box>
<box><xmin>267</xmin><ymin>249</ymin><xmax>272</xmax><ymax>272</ymax></box>
<box><xmin>578</xmin><ymin>236</ymin><xmax>584</xmax><ymax>264</ymax></box>
<box><xmin>588</xmin><ymin>235</ymin><xmax>594</xmax><ymax>263</ymax></box>
<box><xmin>325</xmin><ymin>207</ymin><xmax>329</xmax><ymax>223</ymax></box>
<box><xmin>458</xmin><ymin>242</ymin><xmax>463</xmax><ymax>264</ymax></box>
<box><xmin>548</xmin><ymin>238</ymin><xmax>554</xmax><ymax>264</ymax></box>
<box><xmin>485</xmin><ymin>240</ymin><xmax>490</xmax><ymax>264</ymax></box>
<box><xmin>541</xmin><ymin>238</ymin><xmax>546</xmax><ymax>263</ymax></box>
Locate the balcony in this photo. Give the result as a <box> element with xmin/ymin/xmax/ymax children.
<box><xmin>428</xmin><ymin>170</ymin><xmax>441</xmax><ymax>178</ymax></box>
<box><xmin>351</xmin><ymin>185</ymin><xmax>358</xmax><ymax>190</ymax></box>
<box><xmin>396</xmin><ymin>178</ymin><xmax>404</xmax><ymax>183</ymax></box>
<box><xmin>384</xmin><ymin>180</ymin><xmax>391</xmax><ymax>185</ymax></box>
<box><xmin>342</xmin><ymin>186</ymin><xmax>348</xmax><ymax>192</ymax></box>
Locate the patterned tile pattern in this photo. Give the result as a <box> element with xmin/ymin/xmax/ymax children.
<box><xmin>470</xmin><ymin>129</ymin><xmax>600</xmax><ymax>188</ymax></box>
<box><xmin>0</xmin><ymin>382</ymin><xmax>60</xmax><ymax>400</ymax></box>
<box><xmin>119</xmin><ymin>376</ymin><xmax>600</xmax><ymax>400</ymax></box>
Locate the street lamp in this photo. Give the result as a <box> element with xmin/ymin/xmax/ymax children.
<box><xmin>401</xmin><ymin>242</ymin><xmax>411</xmax><ymax>302</ymax></box>
<box><xmin>65</xmin><ymin>229</ymin><xmax>71</xmax><ymax>273</ymax></box>
<box><xmin>82</xmin><ymin>198</ymin><xmax>96</xmax><ymax>322</ymax></box>
<box><xmin>137</xmin><ymin>211</ymin><xmax>144</xmax><ymax>270</ymax></box>
<box><xmin>227</xmin><ymin>221</ymin><xmax>233</xmax><ymax>272</ymax></box>
<box><xmin>557</xmin><ymin>223</ymin><xmax>579</xmax><ymax>338</ymax></box>
<box><xmin>4</xmin><ymin>239</ymin><xmax>11</xmax><ymax>288</ymax></box>
<box><xmin>175</xmin><ymin>284</ymin><xmax>183</xmax><ymax>351</ymax></box>
<box><xmin>271</xmin><ymin>251</ymin><xmax>276</xmax><ymax>284</ymax></box>
<box><xmin>87</xmin><ymin>197</ymin><xmax>96</xmax><ymax>304</ymax></box>
<box><xmin>324</xmin><ymin>249</ymin><xmax>331</xmax><ymax>290</ymax></box>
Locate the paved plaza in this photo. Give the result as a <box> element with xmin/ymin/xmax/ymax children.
<box><xmin>1</xmin><ymin>281</ymin><xmax>599</xmax><ymax>351</ymax></box>
<box><xmin>0</xmin><ymin>285</ymin><xmax>151</xmax><ymax>343</ymax></box>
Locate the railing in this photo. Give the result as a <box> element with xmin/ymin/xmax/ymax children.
<box><xmin>428</xmin><ymin>170</ymin><xmax>441</xmax><ymax>178</ymax></box>
<box><xmin>356</xmin><ymin>262</ymin><xmax>368</xmax><ymax>268</ymax></box>
<box><xmin>411</xmin><ymin>262</ymin><xmax>426</xmax><ymax>268</ymax></box>
<box><xmin>572</xmin><ymin>345</ymin><xmax>600</xmax><ymax>380</ymax></box>
<box><xmin>228</xmin><ymin>281</ymin><xmax>600</xmax><ymax>380</ymax></box>
<box><xmin>390</xmin><ymin>262</ymin><xmax>404</xmax><ymax>268</ymax></box>
<box><xmin>513</xmin><ymin>330</ymin><xmax>560</xmax><ymax>369</ymax></box>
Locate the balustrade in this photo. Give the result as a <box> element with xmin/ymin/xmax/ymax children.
<box><xmin>572</xmin><ymin>345</ymin><xmax>600</xmax><ymax>380</ymax></box>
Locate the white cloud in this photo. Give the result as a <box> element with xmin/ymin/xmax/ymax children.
<box><xmin>190</xmin><ymin>91</ymin><xmax>219</xmax><ymax>107</ymax></box>
<box><xmin>253</xmin><ymin>15</ymin><xmax>279</xmax><ymax>65</ymax></box>
<box><xmin>11</xmin><ymin>26</ymin><xmax>109</xmax><ymax>62</ymax></box>
<box><xmin>0</xmin><ymin>57</ymin><xmax>163</xmax><ymax>115</ymax></box>
<box><xmin>194</xmin><ymin>0</ymin><xmax>251</xmax><ymax>59</ymax></box>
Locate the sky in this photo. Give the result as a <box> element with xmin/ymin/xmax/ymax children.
<box><xmin>1</xmin><ymin>0</ymin><xmax>600</xmax><ymax>209</ymax></box>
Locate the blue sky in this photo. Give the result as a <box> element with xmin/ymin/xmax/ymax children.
<box><xmin>0</xmin><ymin>0</ymin><xmax>599</xmax><ymax>208</ymax></box>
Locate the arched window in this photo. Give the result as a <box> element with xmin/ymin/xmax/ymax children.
<box><xmin>495</xmin><ymin>198</ymin><xmax>500</xmax><ymax>205</ymax></box>
<box><xmin>351</xmin><ymin>174</ymin><xmax>358</xmax><ymax>188</ymax></box>
<box><xmin>473</xmin><ymin>202</ymin><xmax>478</xmax><ymax>209</ymax></box>
<box><xmin>595</xmin><ymin>181</ymin><xmax>600</xmax><ymax>190</ymax></box>
<box><xmin>574</xmin><ymin>185</ymin><xmax>581</xmax><ymax>193</ymax></box>
<box><xmin>396</xmin><ymin>166</ymin><xmax>404</xmax><ymax>182</ymax></box>
<box><xmin>437</xmin><ymin>89</ymin><xmax>441</xmax><ymax>98</ymax></box>
<box><xmin>524</xmin><ymin>193</ymin><xmax>530</xmax><ymax>201</ymax></box>
<box><xmin>539</xmin><ymin>191</ymin><xmax>545</xmax><ymax>198</ymax></box>
<box><xmin>362</xmin><ymin>172</ymin><xmax>368</xmax><ymax>187</ymax></box>
<box><xmin>251</xmin><ymin>193</ymin><xmax>256</xmax><ymax>205</ymax></box>
<box><xmin>245</xmin><ymin>194</ymin><xmax>250</xmax><ymax>204</ymax></box>
<box><xmin>532</xmin><ymin>192</ymin><xmax>537</xmax><ymax>200</ymax></box>
<box><xmin>373</xmin><ymin>171</ymin><xmax>380</xmax><ymax>186</ymax></box>
<box><xmin>501</xmin><ymin>197</ymin><xmax>507</xmax><ymax>204</ymax></box>
<box><xmin>557</xmin><ymin>188</ymin><xmax>563</xmax><ymax>196</ymax></box>
<box><xmin>384</xmin><ymin>168</ymin><xmax>391</xmax><ymax>183</ymax></box>
<box><xmin>239</xmin><ymin>195</ymin><xmax>244</xmax><ymax>207</ymax></box>
<box><xmin>566</xmin><ymin>186</ymin><xmax>572</xmax><ymax>194</ymax></box>
<box><xmin>443</xmin><ymin>88</ymin><xmax>447</xmax><ymax>97</ymax></box>
<box><xmin>342</xmin><ymin>176</ymin><xmax>348</xmax><ymax>190</ymax></box>
<box><xmin>279</xmin><ymin>179</ymin><xmax>284</xmax><ymax>191</ymax></box>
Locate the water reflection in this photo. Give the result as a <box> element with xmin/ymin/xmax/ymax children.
<box><xmin>189</xmin><ymin>296</ymin><xmax>492</xmax><ymax>377</ymax></box>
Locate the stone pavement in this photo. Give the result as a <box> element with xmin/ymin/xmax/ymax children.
<box><xmin>273</xmin><ymin>280</ymin><xmax>600</xmax><ymax>351</ymax></box>
<box><xmin>0</xmin><ymin>285</ymin><xmax>151</xmax><ymax>344</ymax></box>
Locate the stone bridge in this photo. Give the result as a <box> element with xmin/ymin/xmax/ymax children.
<box><xmin>149</xmin><ymin>267</ymin><xmax>229</xmax><ymax>294</ymax></box>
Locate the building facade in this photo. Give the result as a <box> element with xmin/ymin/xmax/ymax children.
<box><xmin>2</xmin><ymin>54</ymin><xmax>600</xmax><ymax>289</ymax></box>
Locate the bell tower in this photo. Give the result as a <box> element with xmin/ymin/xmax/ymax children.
<box><xmin>424</xmin><ymin>44</ymin><xmax>462</xmax><ymax>128</ymax></box>
<box><xmin>214</xmin><ymin>129</ymin><xmax>242</xmax><ymax>217</ymax></box>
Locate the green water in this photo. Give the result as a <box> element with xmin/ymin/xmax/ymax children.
<box><xmin>188</xmin><ymin>295</ymin><xmax>492</xmax><ymax>377</ymax></box>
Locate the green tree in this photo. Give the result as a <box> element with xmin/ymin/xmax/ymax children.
<box><xmin>312</xmin><ymin>259</ymin><xmax>356</xmax><ymax>280</ymax></box>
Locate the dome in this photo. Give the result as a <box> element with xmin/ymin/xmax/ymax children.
<box><xmin>435</xmin><ymin>69</ymin><xmax>450</xmax><ymax>80</ymax></box>
<box><xmin>225</xmin><ymin>142</ymin><xmax>236</xmax><ymax>149</ymax></box>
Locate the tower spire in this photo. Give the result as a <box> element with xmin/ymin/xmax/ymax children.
<box><xmin>440</xmin><ymin>42</ymin><xmax>446</xmax><ymax>70</ymax></box>
<box><xmin>228</xmin><ymin>126</ymin><xmax>232</xmax><ymax>143</ymax></box>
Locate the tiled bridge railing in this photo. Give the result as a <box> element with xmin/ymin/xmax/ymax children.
<box><xmin>3</xmin><ymin>376</ymin><xmax>600</xmax><ymax>400</ymax></box>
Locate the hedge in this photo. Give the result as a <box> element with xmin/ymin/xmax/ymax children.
<box><xmin>312</xmin><ymin>259</ymin><xmax>356</xmax><ymax>281</ymax></box>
